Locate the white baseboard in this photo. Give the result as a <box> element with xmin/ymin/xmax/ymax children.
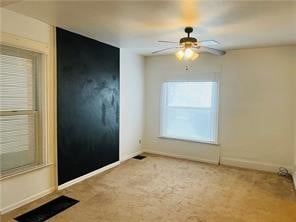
<box><xmin>120</xmin><ymin>150</ymin><xmax>143</xmax><ymax>162</ymax></box>
<box><xmin>58</xmin><ymin>161</ymin><xmax>120</xmax><ymax>190</ymax></box>
<box><xmin>220</xmin><ymin>157</ymin><xmax>293</xmax><ymax>173</ymax></box>
<box><xmin>0</xmin><ymin>187</ymin><xmax>55</xmax><ymax>215</ymax></box>
<box><xmin>293</xmin><ymin>172</ymin><xmax>296</xmax><ymax>190</ymax></box>
<box><xmin>142</xmin><ymin>149</ymin><xmax>219</xmax><ymax>165</ymax></box>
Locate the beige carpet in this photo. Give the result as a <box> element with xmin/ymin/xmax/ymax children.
<box><xmin>2</xmin><ymin>153</ymin><xmax>296</xmax><ymax>222</ymax></box>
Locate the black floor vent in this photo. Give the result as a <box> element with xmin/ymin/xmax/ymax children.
<box><xmin>133</xmin><ymin>155</ymin><xmax>146</xmax><ymax>160</ymax></box>
<box><xmin>14</xmin><ymin>195</ymin><xmax>79</xmax><ymax>222</ymax></box>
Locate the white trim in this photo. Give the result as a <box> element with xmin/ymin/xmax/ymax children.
<box><xmin>0</xmin><ymin>163</ymin><xmax>54</xmax><ymax>181</ymax></box>
<box><xmin>142</xmin><ymin>149</ymin><xmax>219</xmax><ymax>165</ymax></box>
<box><xmin>292</xmin><ymin>172</ymin><xmax>296</xmax><ymax>190</ymax></box>
<box><xmin>0</xmin><ymin>187</ymin><xmax>55</xmax><ymax>215</ymax></box>
<box><xmin>158</xmin><ymin>136</ymin><xmax>219</xmax><ymax>145</ymax></box>
<box><xmin>58</xmin><ymin>161</ymin><xmax>120</xmax><ymax>190</ymax></box>
<box><xmin>0</xmin><ymin>32</ymin><xmax>49</xmax><ymax>54</ymax></box>
<box><xmin>220</xmin><ymin>157</ymin><xmax>294</xmax><ymax>173</ymax></box>
<box><xmin>120</xmin><ymin>150</ymin><xmax>143</xmax><ymax>162</ymax></box>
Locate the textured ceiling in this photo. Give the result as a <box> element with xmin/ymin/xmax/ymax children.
<box><xmin>2</xmin><ymin>0</ymin><xmax>296</xmax><ymax>55</ymax></box>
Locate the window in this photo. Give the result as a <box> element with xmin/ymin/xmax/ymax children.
<box><xmin>160</xmin><ymin>81</ymin><xmax>219</xmax><ymax>144</ymax></box>
<box><xmin>0</xmin><ymin>45</ymin><xmax>43</xmax><ymax>176</ymax></box>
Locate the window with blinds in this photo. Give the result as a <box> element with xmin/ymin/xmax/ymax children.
<box><xmin>0</xmin><ymin>45</ymin><xmax>43</xmax><ymax>175</ymax></box>
<box><xmin>160</xmin><ymin>81</ymin><xmax>219</xmax><ymax>144</ymax></box>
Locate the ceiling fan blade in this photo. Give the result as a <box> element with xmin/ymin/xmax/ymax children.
<box><xmin>158</xmin><ymin>40</ymin><xmax>178</xmax><ymax>44</ymax></box>
<box><xmin>152</xmin><ymin>47</ymin><xmax>179</xmax><ymax>54</ymax></box>
<box><xmin>199</xmin><ymin>40</ymin><xmax>220</xmax><ymax>46</ymax></box>
<box><xmin>198</xmin><ymin>46</ymin><xmax>226</xmax><ymax>56</ymax></box>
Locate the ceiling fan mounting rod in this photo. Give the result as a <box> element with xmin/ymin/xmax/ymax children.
<box><xmin>184</xmin><ymin>27</ymin><xmax>193</xmax><ymax>37</ymax></box>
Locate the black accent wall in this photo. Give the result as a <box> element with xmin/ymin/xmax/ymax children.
<box><xmin>57</xmin><ymin>28</ymin><xmax>119</xmax><ymax>185</ymax></box>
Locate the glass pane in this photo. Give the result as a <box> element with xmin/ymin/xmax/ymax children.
<box><xmin>165</xmin><ymin>107</ymin><xmax>213</xmax><ymax>141</ymax></box>
<box><xmin>167</xmin><ymin>82</ymin><xmax>213</xmax><ymax>108</ymax></box>
<box><xmin>0</xmin><ymin>114</ymin><xmax>36</xmax><ymax>172</ymax></box>
<box><xmin>162</xmin><ymin>81</ymin><xmax>218</xmax><ymax>142</ymax></box>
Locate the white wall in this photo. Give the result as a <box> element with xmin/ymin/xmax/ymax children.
<box><xmin>294</xmin><ymin>53</ymin><xmax>296</xmax><ymax>171</ymax></box>
<box><xmin>0</xmin><ymin>8</ymin><xmax>56</xmax><ymax>213</ymax></box>
<box><xmin>293</xmin><ymin>50</ymin><xmax>296</xmax><ymax>187</ymax></box>
<box><xmin>120</xmin><ymin>49</ymin><xmax>144</xmax><ymax>161</ymax></box>
<box><xmin>143</xmin><ymin>46</ymin><xmax>296</xmax><ymax>172</ymax></box>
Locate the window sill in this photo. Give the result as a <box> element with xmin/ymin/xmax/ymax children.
<box><xmin>158</xmin><ymin>136</ymin><xmax>219</xmax><ymax>146</ymax></box>
<box><xmin>0</xmin><ymin>162</ymin><xmax>54</xmax><ymax>181</ymax></box>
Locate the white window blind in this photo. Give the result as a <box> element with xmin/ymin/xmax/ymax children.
<box><xmin>0</xmin><ymin>45</ymin><xmax>42</xmax><ymax>175</ymax></box>
<box><xmin>160</xmin><ymin>81</ymin><xmax>219</xmax><ymax>144</ymax></box>
<box><xmin>0</xmin><ymin>54</ymin><xmax>34</xmax><ymax>111</ymax></box>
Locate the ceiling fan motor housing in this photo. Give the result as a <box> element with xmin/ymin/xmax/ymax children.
<box><xmin>180</xmin><ymin>37</ymin><xmax>198</xmax><ymax>48</ymax></box>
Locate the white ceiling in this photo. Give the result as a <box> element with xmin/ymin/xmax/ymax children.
<box><xmin>2</xmin><ymin>0</ymin><xmax>296</xmax><ymax>55</ymax></box>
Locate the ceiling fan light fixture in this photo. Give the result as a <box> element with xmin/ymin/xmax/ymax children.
<box><xmin>191</xmin><ymin>51</ymin><xmax>199</xmax><ymax>60</ymax></box>
<box><xmin>184</xmin><ymin>48</ymin><xmax>193</xmax><ymax>59</ymax></box>
<box><xmin>175</xmin><ymin>48</ymin><xmax>199</xmax><ymax>61</ymax></box>
<box><xmin>175</xmin><ymin>49</ymin><xmax>184</xmax><ymax>60</ymax></box>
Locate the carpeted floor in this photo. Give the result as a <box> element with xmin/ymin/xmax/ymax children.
<box><xmin>2</xmin><ymin>153</ymin><xmax>296</xmax><ymax>222</ymax></box>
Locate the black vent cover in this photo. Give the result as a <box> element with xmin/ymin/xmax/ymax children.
<box><xmin>133</xmin><ymin>155</ymin><xmax>146</xmax><ymax>160</ymax></box>
<box><xmin>14</xmin><ymin>195</ymin><xmax>79</xmax><ymax>222</ymax></box>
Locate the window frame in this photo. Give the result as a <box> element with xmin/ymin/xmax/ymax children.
<box><xmin>159</xmin><ymin>80</ymin><xmax>220</xmax><ymax>145</ymax></box>
<box><xmin>0</xmin><ymin>32</ymin><xmax>50</xmax><ymax>179</ymax></box>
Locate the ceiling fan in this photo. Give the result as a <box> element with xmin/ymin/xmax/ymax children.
<box><xmin>152</xmin><ymin>27</ymin><xmax>226</xmax><ymax>60</ymax></box>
